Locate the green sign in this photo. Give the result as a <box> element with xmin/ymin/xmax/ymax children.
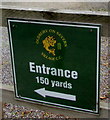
<box><xmin>8</xmin><ymin>18</ymin><xmax>101</xmax><ymax>114</ymax></box>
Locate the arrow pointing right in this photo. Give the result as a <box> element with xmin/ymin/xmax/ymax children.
<box><xmin>34</xmin><ymin>88</ymin><xmax>76</xmax><ymax>101</ymax></box>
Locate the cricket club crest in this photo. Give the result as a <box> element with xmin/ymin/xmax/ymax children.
<box><xmin>36</xmin><ymin>29</ymin><xmax>67</xmax><ymax>61</ymax></box>
<box><xmin>42</xmin><ymin>36</ymin><xmax>56</xmax><ymax>56</ymax></box>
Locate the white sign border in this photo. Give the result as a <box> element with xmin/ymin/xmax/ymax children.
<box><xmin>7</xmin><ymin>18</ymin><xmax>100</xmax><ymax>114</ymax></box>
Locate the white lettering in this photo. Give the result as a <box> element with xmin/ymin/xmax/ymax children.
<box><xmin>51</xmin><ymin>68</ymin><xmax>57</xmax><ymax>76</ymax></box>
<box><xmin>42</xmin><ymin>64</ymin><xmax>46</xmax><ymax>74</ymax></box>
<box><xmin>58</xmin><ymin>69</ymin><xmax>64</xmax><ymax>77</ymax></box>
<box><xmin>46</xmin><ymin>67</ymin><xmax>50</xmax><ymax>74</ymax></box>
<box><xmin>36</xmin><ymin>65</ymin><xmax>42</xmax><ymax>73</ymax></box>
<box><xmin>71</xmin><ymin>71</ymin><xmax>78</xmax><ymax>79</ymax></box>
<box><xmin>65</xmin><ymin>70</ymin><xmax>70</xmax><ymax>78</ymax></box>
<box><xmin>29</xmin><ymin>62</ymin><xmax>78</xmax><ymax>79</ymax></box>
<box><xmin>51</xmin><ymin>80</ymin><xmax>56</xmax><ymax>87</ymax></box>
<box><xmin>29</xmin><ymin>62</ymin><xmax>35</xmax><ymax>72</ymax></box>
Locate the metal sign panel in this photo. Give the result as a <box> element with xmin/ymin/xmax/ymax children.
<box><xmin>7</xmin><ymin>18</ymin><xmax>101</xmax><ymax>114</ymax></box>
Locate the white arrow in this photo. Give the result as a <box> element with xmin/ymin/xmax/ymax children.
<box><xmin>34</xmin><ymin>88</ymin><xmax>76</xmax><ymax>101</ymax></box>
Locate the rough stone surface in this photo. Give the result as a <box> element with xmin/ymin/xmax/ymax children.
<box><xmin>3</xmin><ymin>103</ymin><xmax>70</xmax><ymax>119</ymax></box>
<box><xmin>100</xmin><ymin>37</ymin><xmax>109</xmax><ymax>102</ymax></box>
<box><xmin>1</xmin><ymin>2</ymin><xmax>109</xmax><ymax>12</ymax></box>
<box><xmin>2</xmin><ymin>27</ymin><xmax>13</xmax><ymax>85</ymax></box>
<box><xmin>1</xmin><ymin>9</ymin><xmax>109</xmax><ymax>37</ymax></box>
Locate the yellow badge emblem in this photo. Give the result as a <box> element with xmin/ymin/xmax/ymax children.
<box><xmin>36</xmin><ymin>29</ymin><xmax>67</xmax><ymax>61</ymax></box>
<box><xmin>42</xmin><ymin>36</ymin><xmax>56</xmax><ymax>56</ymax></box>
